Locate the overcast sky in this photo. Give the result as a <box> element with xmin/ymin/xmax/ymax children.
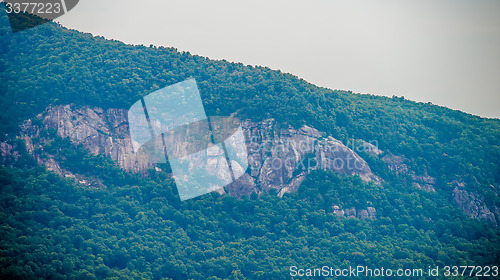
<box><xmin>55</xmin><ymin>0</ymin><xmax>500</xmax><ymax>119</ymax></box>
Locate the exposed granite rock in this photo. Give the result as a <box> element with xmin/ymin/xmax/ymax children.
<box><xmin>240</xmin><ymin>119</ymin><xmax>379</xmax><ymax>196</ymax></box>
<box><xmin>382</xmin><ymin>154</ymin><xmax>436</xmax><ymax>192</ymax></box>
<box><xmin>451</xmin><ymin>178</ymin><xmax>466</xmax><ymax>188</ymax></box>
<box><xmin>18</xmin><ymin>125</ymin><xmax>105</xmax><ymax>189</ymax></box>
<box><xmin>5</xmin><ymin>104</ymin><xmax>497</xmax><ymax>224</ymax></box>
<box><xmin>331</xmin><ymin>205</ymin><xmax>377</xmax><ymax>219</ymax></box>
<box><xmin>19</xmin><ymin>104</ymin><xmax>379</xmax><ymax>198</ymax></box>
<box><xmin>19</xmin><ymin>129</ymin><xmax>65</xmax><ymax>175</ymax></box>
<box><xmin>225</xmin><ymin>173</ymin><xmax>257</xmax><ymax>197</ymax></box>
<box><xmin>0</xmin><ymin>141</ymin><xmax>19</xmax><ymax>165</ymax></box>
<box><xmin>495</xmin><ymin>205</ymin><xmax>500</xmax><ymax>225</ymax></box>
<box><xmin>34</xmin><ymin>105</ymin><xmax>151</xmax><ymax>174</ymax></box>
<box><xmin>345</xmin><ymin>207</ymin><xmax>357</xmax><ymax>218</ymax></box>
<box><xmin>366</xmin><ymin>207</ymin><xmax>377</xmax><ymax>219</ymax></box>
<box><xmin>332</xmin><ymin>205</ymin><xmax>345</xmax><ymax>218</ymax></box>
<box><xmin>382</xmin><ymin>155</ymin><xmax>409</xmax><ymax>175</ymax></box>
<box><xmin>357</xmin><ymin>209</ymin><xmax>369</xmax><ymax>219</ymax></box>
<box><xmin>360</xmin><ymin>141</ymin><xmax>383</xmax><ymax>157</ymax></box>
<box><xmin>381</xmin><ymin>155</ymin><xmax>500</xmax><ymax>224</ymax></box>
<box><xmin>452</xmin><ymin>187</ymin><xmax>497</xmax><ymax>225</ymax></box>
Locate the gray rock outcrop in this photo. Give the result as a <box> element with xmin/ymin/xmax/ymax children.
<box><xmin>2</xmin><ymin>104</ymin><xmax>497</xmax><ymax>225</ymax></box>
<box><xmin>382</xmin><ymin>154</ymin><xmax>436</xmax><ymax>192</ymax></box>
<box><xmin>452</xmin><ymin>187</ymin><xmax>497</xmax><ymax>225</ymax></box>
<box><xmin>18</xmin><ymin>104</ymin><xmax>379</xmax><ymax>197</ymax></box>
<box><xmin>331</xmin><ymin>205</ymin><xmax>376</xmax><ymax>219</ymax></box>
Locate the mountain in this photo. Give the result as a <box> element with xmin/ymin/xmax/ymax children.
<box><xmin>1</xmin><ymin>10</ymin><xmax>500</xmax><ymax>280</ymax></box>
<box><xmin>8</xmin><ymin>103</ymin><xmax>498</xmax><ymax>225</ymax></box>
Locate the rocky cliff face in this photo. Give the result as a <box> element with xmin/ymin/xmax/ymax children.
<box><xmin>452</xmin><ymin>187</ymin><xmax>498</xmax><ymax>226</ymax></box>
<box><xmin>0</xmin><ymin>142</ymin><xmax>20</xmax><ymax>166</ymax></box>
<box><xmin>382</xmin><ymin>154</ymin><xmax>436</xmax><ymax>192</ymax></box>
<box><xmin>17</xmin><ymin>104</ymin><xmax>379</xmax><ymax>198</ymax></box>
<box><xmin>24</xmin><ymin>105</ymin><xmax>150</xmax><ymax>174</ymax></box>
<box><xmin>332</xmin><ymin>205</ymin><xmax>377</xmax><ymax>219</ymax></box>
<box><xmin>381</xmin><ymin>153</ymin><xmax>499</xmax><ymax>225</ymax></box>
<box><xmin>4</xmin><ymin>104</ymin><xmax>497</xmax><ymax>224</ymax></box>
<box><xmin>235</xmin><ymin>119</ymin><xmax>379</xmax><ymax>197</ymax></box>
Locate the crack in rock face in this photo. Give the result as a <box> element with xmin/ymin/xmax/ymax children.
<box><xmin>452</xmin><ymin>187</ymin><xmax>497</xmax><ymax>226</ymax></box>
<box><xmin>233</xmin><ymin>119</ymin><xmax>379</xmax><ymax>197</ymax></box>
<box><xmin>4</xmin><ymin>104</ymin><xmax>496</xmax><ymax>224</ymax></box>
<box><xmin>20</xmin><ymin>105</ymin><xmax>379</xmax><ymax>197</ymax></box>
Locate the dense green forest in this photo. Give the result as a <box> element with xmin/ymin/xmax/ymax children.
<box><xmin>1</xmin><ymin>9</ymin><xmax>499</xmax><ymax>191</ymax></box>
<box><xmin>1</xmin><ymin>7</ymin><xmax>500</xmax><ymax>280</ymax></box>
<box><xmin>1</xmin><ymin>136</ymin><xmax>499</xmax><ymax>279</ymax></box>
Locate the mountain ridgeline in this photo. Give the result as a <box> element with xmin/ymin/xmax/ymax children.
<box><xmin>1</xmin><ymin>8</ymin><xmax>500</xmax><ymax>280</ymax></box>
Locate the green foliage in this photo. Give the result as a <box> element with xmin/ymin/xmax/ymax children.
<box><xmin>1</xmin><ymin>165</ymin><xmax>499</xmax><ymax>279</ymax></box>
<box><xmin>1</xmin><ymin>9</ymin><xmax>498</xmax><ymax>195</ymax></box>
<box><xmin>1</xmin><ymin>7</ymin><xmax>500</xmax><ymax>280</ymax></box>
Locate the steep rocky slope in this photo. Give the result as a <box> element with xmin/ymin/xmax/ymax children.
<box><xmin>17</xmin><ymin>105</ymin><xmax>378</xmax><ymax>196</ymax></box>
<box><xmin>2</xmin><ymin>104</ymin><xmax>498</xmax><ymax>224</ymax></box>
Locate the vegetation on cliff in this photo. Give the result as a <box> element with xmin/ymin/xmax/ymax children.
<box><xmin>1</xmin><ymin>9</ymin><xmax>500</xmax><ymax>280</ymax></box>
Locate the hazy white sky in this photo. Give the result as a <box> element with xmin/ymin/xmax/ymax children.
<box><xmin>56</xmin><ymin>0</ymin><xmax>500</xmax><ymax>118</ymax></box>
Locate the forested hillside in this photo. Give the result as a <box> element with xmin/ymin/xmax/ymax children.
<box><xmin>1</xmin><ymin>7</ymin><xmax>500</xmax><ymax>280</ymax></box>
<box><xmin>1</xmin><ymin>12</ymin><xmax>498</xmax><ymax>192</ymax></box>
